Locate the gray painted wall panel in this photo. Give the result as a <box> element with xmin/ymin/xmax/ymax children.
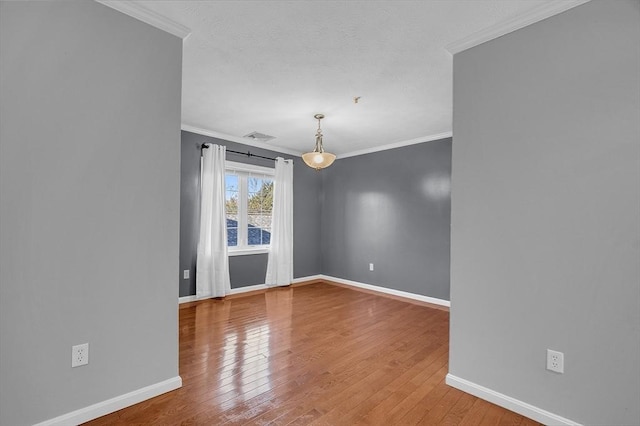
<box><xmin>321</xmin><ymin>139</ymin><xmax>452</xmax><ymax>300</ymax></box>
<box><xmin>0</xmin><ymin>2</ymin><xmax>182</xmax><ymax>424</ymax></box>
<box><xmin>449</xmin><ymin>1</ymin><xmax>640</xmax><ymax>424</ymax></box>
<box><xmin>180</xmin><ymin>131</ymin><xmax>321</xmax><ymax>296</ymax></box>
<box><xmin>179</xmin><ymin>135</ymin><xmax>202</xmax><ymax>296</ymax></box>
<box><xmin>229</xmin><ymin>255</ymin><xmax>269</xmax><ymax>288</ymax></box>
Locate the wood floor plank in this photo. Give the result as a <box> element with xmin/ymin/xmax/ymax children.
<box><xmin>497</xmin><ymin>409</ymin><xmax>525</xmax><ymax>426</ymax></box>
<box><xmin>439</xmin><ymin>390</ymin><xmax>478</xmax><ymax>426</ymax></box>
<box><xmin>83</xmin><ymin>282</ymin><xmax>540</xmax><ymax>426</ymax></box>
<box><xmin>479</xmin><ymin>403</ymin><xmax>510</xmax><ymax>426</ymax></box>
<box><xmin>459</xmin><ymin>398</ymin><xmax>503</xmax><ymax>426</ymax></box>
<box><xmin>519</xmin><ymin>417</ymin><xmax>544</xmax><ymax>426</ymax></box>
<box><xmin>403</xmin><ymin>382</ymin><xmax>464</xmax><ymax>425</ymax></box>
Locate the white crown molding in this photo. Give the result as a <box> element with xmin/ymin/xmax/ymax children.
<box><xmin>34</xmin><ymin>376</ymin><xmax>182</xmax><ymax>426</ymax></box>
<box><xmin>337</xmin><ymin>131</ymin><xmax>452</xmax><ymax>160</ymax></box>
<box><xmin>445</xmin><ymin>0</ymin><xmax>592</xmax><ymax>54</ymax></box>
<box><xmin>96</xmin><ymin>1</ymin><xmax>191</xmax><ymax>39</ymax></box>
<box><xmin>446</xmin><ymin>374</ymin><xmax>583</xmax><ymax>426</ymax></box>
<box><xmin>182</xmin><ymin>124</ymin><xmax>303</xmax><ymax>157</ymax></box>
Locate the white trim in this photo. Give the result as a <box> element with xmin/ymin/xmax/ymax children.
<box><xmin>225</xmin><ymin>160</ymin><xmax>275</xmax><ymax>175</ymax></box>
<box><xmin>181</xmin><ymin>284</ymin><xmax>269</xmax><ymax>300</ymax></box>
<box><xmin>187</xmin><ymin>124</ymin><xmax>452</xmax><ymax>160</ymax></box>
<box><xmin>224</xmin><ymin>163</ymin><xmax>273</xmax><ymax>251</ymax></box>
<box><xmin>34</xmin><ymin>376</ymin><xmax>182</xmax><ymax>426</ymax></box>
<box><xmin>179</xmin><ymin>295</ymin><xmax>198</xmax><ymax>304</ymax></box>
<box><xmin>445</xmin><ymin>0</ymin><xmax>591</xmax><ymax>54</ymax></box>
<box><xmin>320</xmin><ymin>275</ymin><xmax>450</xmax><ymax>308</ymax></box>
<box><xmin>337</xmin><ymin>132</ymin><xmax>452</xmax><ymax>159</ymax></box>
<box><xmin>96</xmin><ymin>1</ymin><xmax>191</xmax><ymax>39</ymax></box>
<box><xmin>445</xmin><ymin>374</ymin><xmax>582</xmax><ymax>426</ymax></box>
<box><xmin>229</xmin><ymin>284</ymin><xmax>268</xmax><ymax>295</ymax></box>
<box><xmin>179</xmin><ymin>286</ymin><xmax>270</xmax><ymax>303</ymax></box>
<box><xmin>292</xmin><ymin>274</ymin><xmax>323</xmax><ymax>284</ymax></box>
<box><xmin>228</xmin><ymin>247</ymin><xmax>270</xmax><ymax>257</ymax></box>
<box><xmin>180</xmin><ymin>274</ymin><xmax>446</xmax><ymax>304</ymax></box>
<box><xmin>182</xmin><ymin>124</ymin><xmax>303</xmax><ymax>157</ymax></box>
<box><xmin>226</xmin><ymin>275</ymin><xmax>334</xmax><ymax>293</ymax></box>
<box><xmin>179</xmin><ymin>276</ymin><xmax>325</xmax><ymax>304</ymax></box>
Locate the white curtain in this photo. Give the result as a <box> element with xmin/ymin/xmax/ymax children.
<box><xmin>265</xmin><ymin>158</ymin><xmax>294</xmax><ymax>287</ymax></box>
<box><xmin>196</xmin><ymin>144</ymin><xmax>231</xmax><ymax>298</ymax></box>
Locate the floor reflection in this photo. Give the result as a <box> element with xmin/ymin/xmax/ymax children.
<box><xmin>183</xmin><ymin>287</ymin><xmax>294</xmax><ymax>405</ymax></box>
<box><xmin>88</xmin><ymin>283</ymin><xmax>531</xmax><ymax>425</ymax></box>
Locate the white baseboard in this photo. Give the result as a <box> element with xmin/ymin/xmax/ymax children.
<box><xmin>179</xmin><ymin>275</ymin><xmax>447</xmax><ymax>308</ymax></box>
<box><xmin>320</xmin><ymin>275</ymin><xmax>450</xmax><ymax>308</ymax></box>
<box><xmin>229</xmin><ymin>283</ymin><xmax>268</xmax><ymax>295</ymax></box>
<box><xmin>178</xmin><ymin>294</ymin><xmax>198</xmax><ymax>304</ymax></box>
<box><xmin>223</xmin><ymin>276</ymin><xmax>325</xmax><ymax>294</ymax></box>
<box><xmin>180</xmin><ymin>286</ymin><xmax>268</xmax><ymax>303</ymax></box>
<box><xmin>179</xmin><ymin>276</ymin><xmax>324</xmax><ymax>304</ymax></box>
<box><xmin>292</xmin><ymin>274</ymin><xmax>323</xmax><ymax>284</ymax></box>
<box><xmin>34</xmin><ymin>376</ymin><xmax>182</xmax><ymax>426</ymax></box>
<box><xmin>445</xmin><ymin>374</ymin><xmax>582</xmax><ymax>426</ymax></box>
<box><xmin>179</xmin><ymin>285</ymin><xmax>267</xmax><ymax>303</ymax></box>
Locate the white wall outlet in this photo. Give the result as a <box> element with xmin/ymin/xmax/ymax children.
<box><xmin>546</xmin><ymin>349</ymin><xmax>564</xmax><ymax>373</ymax></box>
<box><xmin>369</xmin><ymin>263</ymin><xmax>374</xmax><ymax>271</ymax></box>
<box><xmin>72</xmin><ymin>343</ymin><xmax>89</xmax><ymax>368</ymax></box>
<box><xmin>183</xmin><ymin>269</ymin><xmax>190</xmax><ymax>279</ymax></box>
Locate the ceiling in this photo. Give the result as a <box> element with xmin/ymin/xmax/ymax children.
<box><xmin>130</xmin><ymin>0</ymin><xmax>561</xmax><ymax>156</ymax></box>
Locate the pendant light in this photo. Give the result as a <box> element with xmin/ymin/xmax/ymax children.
<box><xmin>302</xmin><ymin>114</ymin><xmax>336</xmax><ymax>170</ymax></box>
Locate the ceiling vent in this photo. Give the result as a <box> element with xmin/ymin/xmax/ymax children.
<box><xmin>244</xmin><ymin>131</ymin><xmax>275</xmax><ymax>142</ymax></box>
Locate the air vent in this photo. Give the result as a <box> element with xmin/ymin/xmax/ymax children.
<box><xmin>244</xmin><ymin>131</ymin><xmax>275</xmax><ymax>142</ymax></box>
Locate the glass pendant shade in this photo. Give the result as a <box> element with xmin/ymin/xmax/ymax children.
<box><xmin>302</xmin><ymin>113</ymin><xmax>335</xmax><ymax>170</ymax></box>
<box><xmin>302</xmin><ymin>151</ymin><xmax>336</xmax><ymax>169</ymax></box>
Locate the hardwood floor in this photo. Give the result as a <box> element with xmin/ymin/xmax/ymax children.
<box><xmin>85</xmin><ymin>282</ymin><xmax>540</xmax><ymax>425</ymax></box>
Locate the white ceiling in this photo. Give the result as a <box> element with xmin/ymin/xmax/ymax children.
<box><xmin>130</xmin><ymin>0</ymin><xmax>562</xmax><ymax>156</ymax></box>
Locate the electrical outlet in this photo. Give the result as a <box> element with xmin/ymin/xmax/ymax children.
<box><xmin>369</xmin><ymin>263</ymin><xmax>374</xmax><ymax>271</ymax></box>
<box><xmin>183</xmin><ymin>269</ymin><xmax>190</xmax><ymax>279</ymax></box>
<box><xmin>72</xmin><ymin>343</ymin><xmax>89</xmax><ymax>368</ymax></box>
<box><xmin>546</xmin><ymin>349</ymin><xmax>564</xmax><ymax>373</ymax></box>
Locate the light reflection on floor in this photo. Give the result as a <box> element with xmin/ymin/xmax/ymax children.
<box><xmin>192</xmin><ymin>288</ymin><xmax>294</xmax><ymax>403</ymax></box>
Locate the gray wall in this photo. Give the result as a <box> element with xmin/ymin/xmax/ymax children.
<box><xmin>180</xmin><ymin>131</ymin><xmax>322</xmax><ymax>296</ymax></box>
<box><xmin>180</xmin><ymin>133</ymin><xmax>203</xmax><ymax>296</ymax></box>
<box><xmin>321</xmin><ymin>139</ymin><xmax>452</xmax><ymax>300</ymax></box>
<box><xmin>0</xmin><ymin>2</ymin><xmax>182</xmax><ymax>425</ymax></box>
<box><xmin>449</xmin><ymin>1</ymin><xmax>640</xmax><ymax>425</ymax></box>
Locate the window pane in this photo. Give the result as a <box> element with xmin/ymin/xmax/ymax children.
<box><xmin>247</xmin><ymin>177</ymin><xmax>262</xmax><ymax>195</ymax></box>
<box><xmin>247</xmin><ymin>224</ymin><xmax>261</xmax><ymax>246</ymax></box>
<box><xmin>225</xmin><ymin>174</ymin><xmax>238</xmax><ymax>192</ymax></box>
<box><xmin>246</xmin><ymin>178</ymin><xmax>273</xmax><ymax>246</ymax></box>
<box><xmin>226</xmin><ymin>224</ymin><xmax>238</xmax><ymax>247</ymax></box>
<box><xmin>225</xmin><ymin>174</ymin><xmax>239</xmax><ymax>246</ymax></box>
<box><xmin>261</xmin><ymin>228</ymin><xmax>271</xmax><ymax>245</ymax></box>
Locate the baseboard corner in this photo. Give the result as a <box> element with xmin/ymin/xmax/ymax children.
<box><xmin>33</xmin><ymin>376</ymin><xmax>182</xmax><ymax>426</ymax></box>
<box><xmin>320</xmin><ymin>275</ymin><xmax>450</xmax><ymax>310</ymax></box>
<box><xmin>445</xmin><ymin>373</ymin><xmax>582</xmax><ymax>426</ymax></box>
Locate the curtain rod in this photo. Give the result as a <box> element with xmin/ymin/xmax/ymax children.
<box><xmin>201</xmin><ymin>143</ymin><xmax>277</xmax><ymax>162</ymax></box>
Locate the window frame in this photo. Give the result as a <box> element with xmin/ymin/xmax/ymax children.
<box><xmin>225</xmin><ymin>161</ymin><xmax>275</xmax><ymax>256</ymax></box>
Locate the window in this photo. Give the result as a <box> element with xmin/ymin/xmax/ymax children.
<box><xmin>224</xmin><ymin>161</ymin><xmax>274</xmax><ymax>255</ymax></box>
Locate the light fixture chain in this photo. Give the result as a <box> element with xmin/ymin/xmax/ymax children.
<box><xmin>302</xmin><ymin>113</ymin><xmax>335</xmax><ymax>170</ymax></box>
